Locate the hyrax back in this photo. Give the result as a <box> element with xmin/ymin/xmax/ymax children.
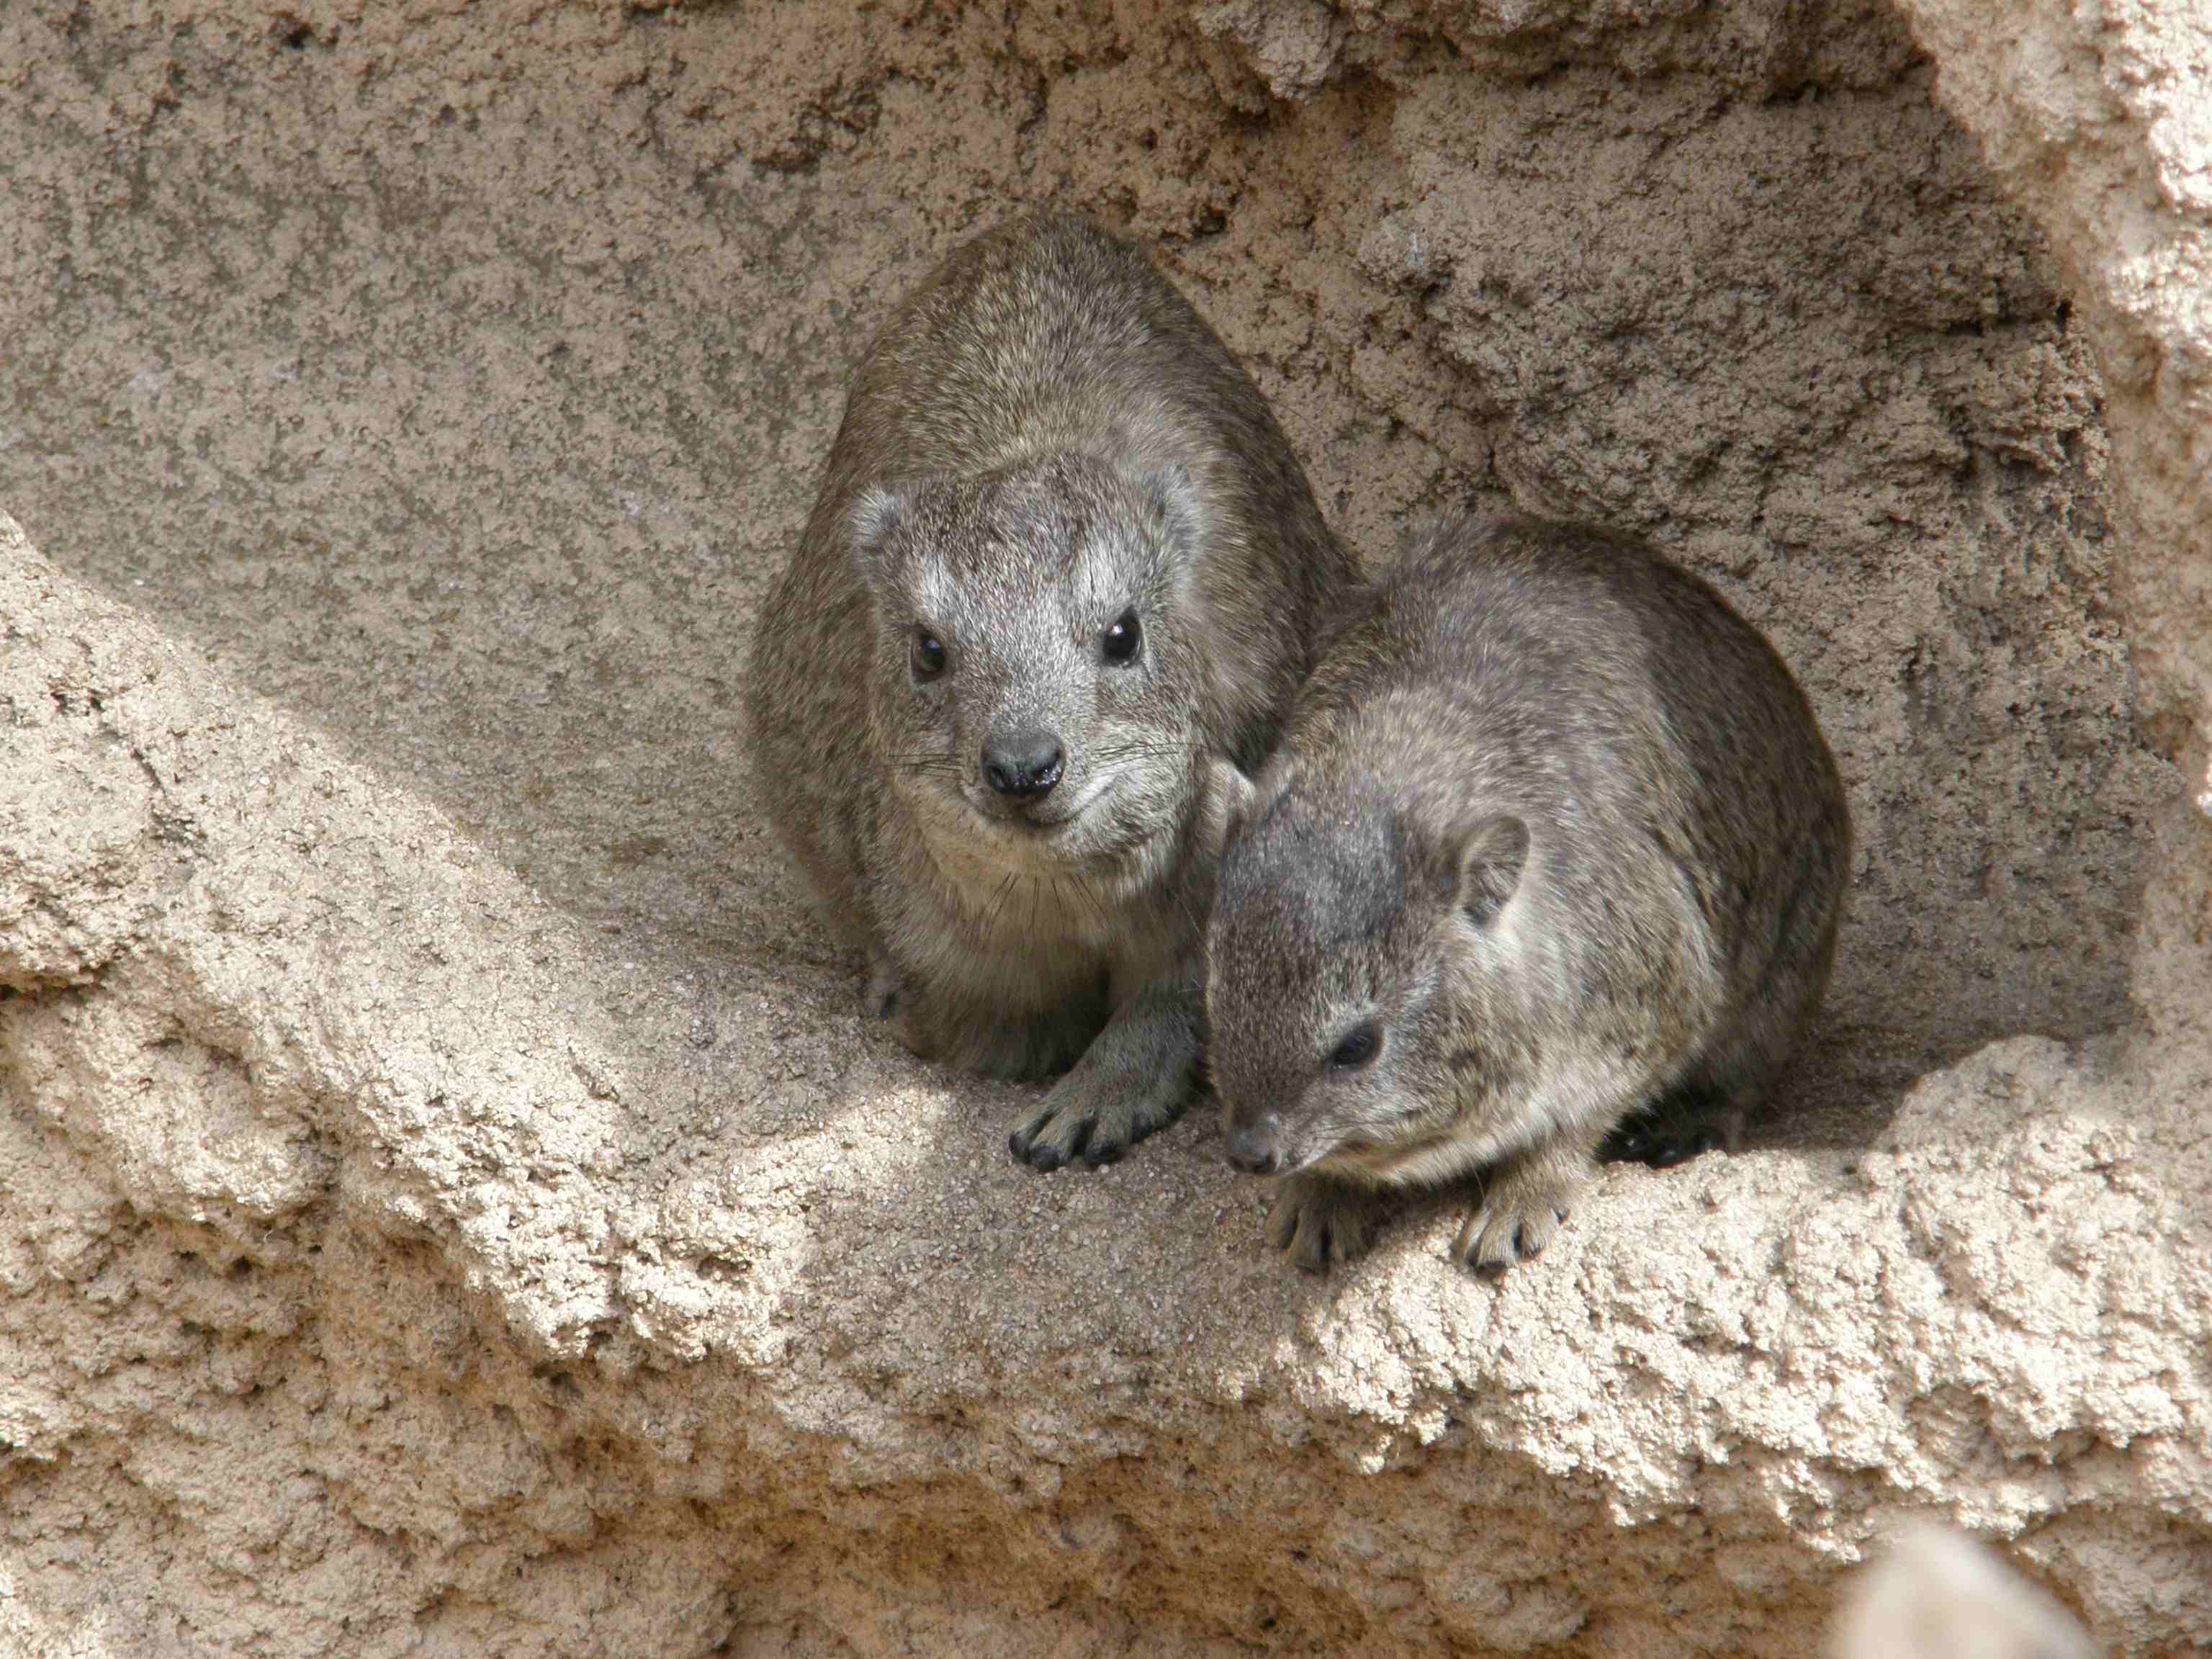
<box><xmin>1205</xmin><ymin>513</ymin><xmax>1851</xmax><ymax>1273</ymax></box>
<box><xmin>746</xmin><ymin>211</ymin><xmax>1353</xmax><ymax>1170</ymax></box>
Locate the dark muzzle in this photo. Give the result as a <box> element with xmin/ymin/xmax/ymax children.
<box><xmin>1226</xmin><ymin>1117</ymin><xmax>1283</xmax><ymax>1176</ymax></box>
<box><xmin>981</xmin><ymin>727</ymin><xmax>1065</xmax><ymax>800</ymax></box>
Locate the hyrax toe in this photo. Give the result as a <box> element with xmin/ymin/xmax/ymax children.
<box><xmin>1006</xmin><ymin>997</ymin><xmax>1199</xmax><ymax>1170</ymax></box>
<box><xmin>864</xmin><ymin>959</ymin><xmax>947</xmax><ymax>1063</ymax></box>
<box><xmin>1007</xmin><ymin>1074</ymin><xmax>1182</xmax><ymax>1172</ymax></box>
<box><xmin>1455</xmin><ymin>1201</ymin><xmax>1565</xmax><ymax>1275</ymax></box>
<box><xmin>1007</xmin><ymin>1112</ymin><xmax>1067</xmax><ymax>1172</ymax></box>
<box><xmin>1645</xmin><ymin>1125</ymin><xmax>1723</xmax><ymax>1169</ymax></box>
<box><xmin>1453</xmin><ymin>1151</ymin><xmax>1590</xmax><ymax>1275</ymax></box>
<box><xmin>1602</xmin><ymin>1095</ymin><xmax>1745</xmax><ymax>1170</ymax></box>
<box><xmin>1601</xmin><ymin>1117</ymin><xmax>1656</xmax><ymax>1164</ymax></box>
<box><xmin>864</xmin><ymin>957</ymin><xmax>902</xmax><ymax>1022</ymax></box>
<box><xmin>1270</xmin><ymin>1176</ymin><xmax>1378</xmax><ymax>1274</ymax></box>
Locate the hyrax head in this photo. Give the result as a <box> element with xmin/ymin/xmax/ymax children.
<box><xmin>1206</xmin><ymin>777</ymin><xmax>1534</xmax><ymax>1186</ymax></box>
<box><xmin>853</xmin><ymin>451</ymin><xmax>1209</xmax><ymax>866</ymax></box>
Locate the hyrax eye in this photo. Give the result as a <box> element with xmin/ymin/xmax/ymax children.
<box><xmin>911</xmin><ymin>629</ymin><xmax>948</xmax><ymax>682</ymax></box>
<box><xmin>1327</xmin><ymin>1022</ymin><xmax>1382</xmax><ymax>1071</ymax></box>
<box><xmin>1100</xmin><ymin>608</ymin><xmax>1142</xmax><ymax>665</ymax></box>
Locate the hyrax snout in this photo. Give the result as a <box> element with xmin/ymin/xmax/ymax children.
<box><xmin>1205</xmin><ymin>513</ymin><xmax>1852</xmax><ymax>1274</ymax></box>
<box><xmin>980</xmin><ymin>727</ymin><xmax>1064</xmax><ymax>801</ymax></box>
<box><xmin>747</xmin><ymin>211</ymin><xmax>1354</xmax><ymax>1171</ymax></box>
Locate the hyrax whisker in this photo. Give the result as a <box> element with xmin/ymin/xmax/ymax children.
<box><xmin>979</xmin><ymin>868</ymin><xmax>1022</xmax><ymax>938</ymax></box>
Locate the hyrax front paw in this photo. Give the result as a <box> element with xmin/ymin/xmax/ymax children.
<box><xmin>1270</xmin><ymin>1174</ymin><xmax>1382</xmax><ymax>1273</ymax></box>
<box><xmin>1007</xmin><ymin>999</ymin><xmax>1197</xmax><ymax>1171</ymax></box>
<box><xmin>1007</xmin><ymin>1058</ymin><xmax>1190</xmax><ymax>1172</ymax></box>
<box><xmin>1453</xmin><ymin>1149</ymin><xmax>1591</xmax><ymax>1275</ymax></box>
<box><xmin>863</xmin><ymin>958</ymin><xmax>941</xmax><ymax>1062</ymax></box>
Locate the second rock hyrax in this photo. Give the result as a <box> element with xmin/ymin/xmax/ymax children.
<box><xmin>746</xmin><ymin>211</ymin><xmax>1354</xmax><ymax>1169</ymax></box>
<box><xmin>1205</xmin><ymin>513</ymin><xmax>1851</xmax><ymax>1272</ymax></box>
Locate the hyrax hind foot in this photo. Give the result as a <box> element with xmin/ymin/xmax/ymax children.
<box><xmin>1603</xmin><ymin>1115</ymin><xmax>1731</xmax><ymax>1169</ymax></box>
<box><xmin>1453</xmin><ymin>1145</ymin><xmax>1594</xmax><ymax>1275</ymax></box>
<box><xmin>870</xmin><ymin>957</ymin><xmax>1087</xmax><ymax>1082</ymax></box>
<box><xmin>1007</xmin><ymin>991</ymin><xmax>1200</xmax><ymax>1171</ymax></box>
<box><xmin>1603</xmin><ymin>1088</ymin><xmax>1745</xmax><ymax>1169</ymax></box>
<box><xmin>1272</xmin><ymin>1175</ymin><xmax>1385</xmax><ymax>1273</ymax></box>
<box><xmin>864</xmin><ymin>957</ymin><xmax>941</xmax><ymax>1064</ymax></box>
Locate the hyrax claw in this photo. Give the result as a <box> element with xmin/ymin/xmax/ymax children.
<box><xmin>1272</xmin><ymin>1176</ymin><xmax>1380</xmax><ymax>1273</ymax></box>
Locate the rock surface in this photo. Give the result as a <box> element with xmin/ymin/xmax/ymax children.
<box><xmin>1</xmin><ymin>0</ymin><xmax>2208</xmax><ymax>1653</ymax></box>
<box><xmin>1883</xmin><ymin>0</ymin><xmax>2212</xmax><ymax>1049</ymax></box>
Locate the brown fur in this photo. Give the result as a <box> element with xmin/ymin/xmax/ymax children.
<box><xmin>746</xmin><ymin>211</ymin><xmax>1354</xmax><ymax>1169</ymax></box>
<box><xmin>1207</xmin><ymin>513</ymin><xmax>1851</xmax><ymax>1272</ymax></box>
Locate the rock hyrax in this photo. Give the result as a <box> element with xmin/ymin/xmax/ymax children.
<box><xmin>1206</xmin><ymin>513</ymin><xmax>1851</xmax><ymax>1272</ymax></box>
<box><xmin>747</xmin><ymin>211</ymin><xmax>1353</xmax><ymax>1169</ymax></box>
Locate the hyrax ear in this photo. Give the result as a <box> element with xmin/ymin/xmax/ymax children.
<box><xmin>1140</xmin><ymin>458</ymin><xmax>1208</xmax><ymax>557</ymax></box>
<box><xmin>1207</xmin><ymin>757</ymin><xmax>1260</xmax><ymax>852</ymax></box>
<box><xmin>1446</xmin><ymin>814</ymin><xmax>1529</xmax><ymax>927</ymax></box>
<box><xmin>848</xmin><ymin>486</ymin><xmax>909</xmax><ymax>572</ymax></box>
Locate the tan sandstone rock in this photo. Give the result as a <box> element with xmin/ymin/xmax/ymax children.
<box><xmin>1</xmin><ymin>0</ymin><xmax>2207</xmax><ymax>1653</ymax></box>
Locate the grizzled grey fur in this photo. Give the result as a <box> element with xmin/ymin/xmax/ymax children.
<box><xmin>746</xmin><ymin>211</ymin><xmax>1353</xmax><ymax>1169</ymax></box>
<box><xmin>1206</xmin><ymin>513</ymin><xmax>1852</xmax><ymax>1272</ymax></box>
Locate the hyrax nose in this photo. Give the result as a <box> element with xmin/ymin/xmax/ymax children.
<box><xmin>981</xmin><ymin>727</ymin><xmax>1066</xmax><ymax>800</ymax></box>
<box><xmin>1226</xmin><ymin>1116</ymin><xmax>1283</xmax><ymax>1176</ymax></box>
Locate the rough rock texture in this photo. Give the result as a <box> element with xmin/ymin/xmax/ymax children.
<box><xmin>1881</xmin><ymin>0</ymin><xmax>2212</xmax><ymax>1049</ymax></box>
<box><xmin>1</xmin><ymin>0</ymin><xmax>2208</xmax><ymax>1654</ymax></box>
